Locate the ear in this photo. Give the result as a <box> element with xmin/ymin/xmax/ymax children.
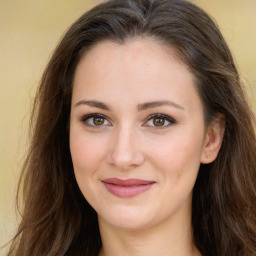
<box><xmin>201</xmin><ymin>113</ymin><xmax>225</xmax><ymax>164</ymax></box>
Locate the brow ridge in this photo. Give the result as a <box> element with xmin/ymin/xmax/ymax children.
<box><xmin>74</xmin><ymin>99</ymin><xmax>184</xmax><ymax>111</ymax></box>
<box><xmin>74</xmin><ymin>100</ymin><xmax>110</xmax><ymax>110</ymax></box>
<box><xmin>137</xmin><ymin>100</ymin><xmax>184</xmax><ymax>111</ymax></box>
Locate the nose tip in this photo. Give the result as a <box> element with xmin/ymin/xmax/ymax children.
<box><xmin>107</xmin><ymin>129</ymin><xmax>145</xmax><ymax>170</ymax></box>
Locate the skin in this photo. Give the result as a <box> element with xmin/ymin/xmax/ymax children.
<box><xmin>69</xmin><ymin>38</ymin><xmax>224</xmax><ymax>256</ymax></box>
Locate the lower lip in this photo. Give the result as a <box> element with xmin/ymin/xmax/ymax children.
<box><xmin>103</xmin><ymin>182</ymin><xmax>155</xmax><ymax>198</ymax></box>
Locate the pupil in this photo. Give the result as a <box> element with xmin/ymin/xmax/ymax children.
<box><xmin>153</xmin><ymin>118</ymin><xmax>164</xmax><ymax>126</ymax></box>
<box><xmin>93</xmin><ymin>117</ymin><xmax>104</xmax><ymax>125</ymax></box>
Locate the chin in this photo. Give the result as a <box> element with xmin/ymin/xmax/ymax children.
<box><xmin>98</xmin><ymin>205</ymin><xmax>155</xmax><ymax>230</ymax></box>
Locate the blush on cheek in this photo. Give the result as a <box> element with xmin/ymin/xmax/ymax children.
<box><xmin>70</xmin><ymin>135</ymin><xmax>107</xmax><ymax>175</ymax></box>
<box><xmin>151</xmin><ymin>140</ymin><xmax>184</xmax><ymax>165</ymax></box>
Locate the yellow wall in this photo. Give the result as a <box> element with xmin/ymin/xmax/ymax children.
<box><xmin>1</xmin><ymin>0</ymin><xmax>255</xmax><ymax>251</ymax></box>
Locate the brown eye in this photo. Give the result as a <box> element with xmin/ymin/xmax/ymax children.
<box><xmin>143</xmin><ymin>114</ymin><xmax>176</xmax><ymax>128</ymax></box>
<box><xmin>81</xmin><ymin>114</ymin><xmax>111</xmax><ymax>127</ymax></box>
<box><xmin>153</xmin><ymin>117</ymin><xmax>165</xmax><ymax>126</ymax></box>
<box><xmin>93</xmin><ymin>117</ymin><xmax>104</xmax><ymax>125</ymax></box>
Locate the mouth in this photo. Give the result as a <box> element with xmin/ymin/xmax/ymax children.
<box><xmin>102</xmin><ymin>178</ymin><xmax>156</xmax><ymax>198</ymax></box>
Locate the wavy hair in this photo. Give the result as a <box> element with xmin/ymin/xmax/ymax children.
<box><xmin>7</xmin><ymin>0</ymin><xmax>256</xmax><ymax>255</ymax></box>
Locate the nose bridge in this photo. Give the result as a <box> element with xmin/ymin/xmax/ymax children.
<box><xmin>108</xmin><ymin>122</ymin><xmax>144</xmax><ymax>169</ymax></box>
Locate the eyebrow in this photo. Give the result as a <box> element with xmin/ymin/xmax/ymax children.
<box><xmin>74</xmin><ymin>100</ymin><xmax>111</xmax><ymax>110</ymax></box>
<box><xmin>137</xmin><ymin>100</ymin><xmax>185</xmax><ymax>111</ymax></box>
<box><xmin>74</xmin><ymin>100</ymin><xmax>185</xmax><ymax>111</ymax></box>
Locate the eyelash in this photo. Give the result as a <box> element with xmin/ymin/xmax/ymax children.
<box><xmin>143</xmin><ymin>113</ymin><xmax>176</xmax><ymax>129</ymax></box>
<box><xmin>81</xmin><ymin>113</ymin><xmax>176</xmax><ymax>129</ymax></box>
<box><xmin>81</xmin><ymin>113</ymin><xmax>111</xmax><ymax>128</ymax></box>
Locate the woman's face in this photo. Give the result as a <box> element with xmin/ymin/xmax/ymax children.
<box><xmin>70</xmin><ymin>38</ymin><xmax>212</xmax><ymax>230</ymax></box>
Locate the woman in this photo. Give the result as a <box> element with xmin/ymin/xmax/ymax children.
<box><xmin>7</xmin><ymin>0</ymin><xmax>256</xmax><ymax>255</ymax></box>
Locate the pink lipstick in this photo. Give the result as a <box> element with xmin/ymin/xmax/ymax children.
<box><xmin>102</xmin><ymin>178</ymin><xmax>155</xmax><ymax>198</ymax></box>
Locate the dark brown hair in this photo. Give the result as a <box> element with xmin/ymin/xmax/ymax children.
<box><xmin>7</xmin><ymin>0</ymin><xmax>256</xmax><ymax>255</ymax></box>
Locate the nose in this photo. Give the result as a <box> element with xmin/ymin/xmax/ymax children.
<box><xmin>107</xmin><ymin>126</ymin><xmax>145</xmax><ymax>170</ymax></box>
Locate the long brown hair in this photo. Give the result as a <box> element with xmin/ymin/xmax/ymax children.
<box><xmin>7</xmin><ymin>0</ymin><xmax>256</xmax><ymax>255</ymax></box>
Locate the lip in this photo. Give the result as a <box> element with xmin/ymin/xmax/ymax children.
<box><xmin>102</xmin><ymin>178</ymin><xmax>156</xmax><ymax>198</ymax></box>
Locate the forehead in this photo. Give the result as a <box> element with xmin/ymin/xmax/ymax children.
<box><xmin>72</xmin><ymin>38</ymin><xmax>200</xmax><ymax>111</ymax></box>
<box><xmin>75</xmin><ymin>38</ymin><xmax>190</xmax><ymax>80</ymax></box>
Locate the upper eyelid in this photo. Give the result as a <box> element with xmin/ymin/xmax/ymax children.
<box><xmin>145</xmin><ymin>113</ymin><xmax>176</xmax><ymax>122</ymax></box>
<box><xmin>81</xmin><ymin>113</ymin><xmax>110</xmax><ymax>121</ymax></box>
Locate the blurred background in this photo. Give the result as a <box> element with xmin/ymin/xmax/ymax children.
<box><xmin>0</xmin><ymin>0</ymin><xmax>255</xmax><ymax>252</ymax></box>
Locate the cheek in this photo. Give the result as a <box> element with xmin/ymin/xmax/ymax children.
<box><xmin>69</xmin><ymin>128</ymin><xmax>107</xmax><ymax>178</ymax></box>
<box><xmin>152</xmin><ymin>137</ymin><xmax>202</xmax><ymax>164</ymax></box>
<box><xmin>146</xmin><ymin>130</ymin><xmax>205</xmax><ymax>179</ymax></box>
<box><xmin>69</xmin><ymin>128</ymin><xmax>110</xmax><ymax>206</ymax></box>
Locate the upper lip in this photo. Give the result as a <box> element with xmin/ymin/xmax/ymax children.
<box><xmin>102</xmin><ymin>178</ymin><xmax>155</xmax><ymax>186</ymax></box>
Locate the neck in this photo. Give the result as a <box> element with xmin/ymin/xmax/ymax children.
<box><xmin>98</xmin><ymin>206</ymin><xmax>201</xmax><ymax>256</ymax></box>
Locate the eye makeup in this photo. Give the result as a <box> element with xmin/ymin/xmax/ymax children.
<box><xmin>80</xmin><ymin>112</ymin><xmax>176</xmax><ymax>130</ymax></box>
<box><xmin>81</xmin><ymin>113</ymin><xmax>112</xmax><ymax>128</ymax></box>
<box><xmin>143</xmin><ymin>113</ymin><xmax>176</xmax><ymax>129</ymax></box>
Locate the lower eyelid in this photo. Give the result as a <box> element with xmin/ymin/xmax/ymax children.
<box><xmin>147</xmin><ymin>120</ymin><xmax>171</xmax><ymax>128</ymax></box>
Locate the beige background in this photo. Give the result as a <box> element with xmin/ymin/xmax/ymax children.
<box><xmin>1</xmin><ymin>0</ymin><xmax>255</xmax><ymax>252</ymax></box>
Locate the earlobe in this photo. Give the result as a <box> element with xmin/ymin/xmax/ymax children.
<box><xmin>201</xmin><ymin>113</ymin><xmax>225</xmax><ymax>164</ymax></box>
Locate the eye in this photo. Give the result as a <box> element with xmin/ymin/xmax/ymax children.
<box><xmin>143</xmin><ymin>114</ymin><xmax>176</xmax><ymax>128</ymax></box>
<box><xmin>81</xmin><ymin>113</ymin><xmax>111</xmax><ymax>128</ymax></box>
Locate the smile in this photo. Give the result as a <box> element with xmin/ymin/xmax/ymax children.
<box><xmin>102</xmin><ymin>178</ymin><xmax>156</xmax><ymax>198</ymax></box>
